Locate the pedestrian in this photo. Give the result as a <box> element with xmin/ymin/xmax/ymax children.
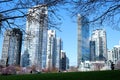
<box><xmin>111</xmin><ymin>62</ymin><xmax>114</xmax><ymax>70</ymax></box>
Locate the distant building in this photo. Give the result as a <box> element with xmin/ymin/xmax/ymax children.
<box><xmin>21</xmin><ymin>49</ymin><xmax>29</xmax><ymax>67</ymax></box>
<box><xmin>1</xmin><ymin>28</ymin><xmax>22</xmax><ymax>66</ymax></box>
<box><xmin>66</xmin><ymin>57</ymin><xmax>69</xmax><ymax>70</ymax></box>
<box><xmin>90</xmin><ymin>41</ymin><xmax>96</xmax><ymax>61</ymax></box>
<box><xmin>112</xmin><ymin>45</ymin><xmax>120</xmax><ymax>64</ymax></box>
<box><xmin>23</xmin><ymin>5</ymin><xmax>48</xmax><ymax>69</ymax></box>
<box><xmin>107</xmin><ymin>50</ymin><xmax>113</xmax><ymax>67</ymax></box>
<box><xmin>78</xmin><ymin>61</ymin><xmax>106</xmax><ymax>71</ymax></box>
<box><xmin>77</xmin><ymin>14</ymin><xmax>89</xmax><ymax>67</ymax></box>
<box><xmin>91</xmin><ymin>29</ymin><xmax>107</xmax><ymax>61</ymax></box>
<box><xmin>107</xmin><ymin>50</ymin><xmax>113</xmax><ymax>62</ymax></box>
<box><xmin>60</xmin><ymin>50</ymin><xmax>66</xmax><ymax>71</ymax></box>
<box><xmin>56</xmin><ymin>37</ymin><xmax>63</xmax><ymax>70</ymax></box>
<box><xmin>46</xmin><ymin>30</ymin><xmax>56</xmax><ymax>70</ymax></box>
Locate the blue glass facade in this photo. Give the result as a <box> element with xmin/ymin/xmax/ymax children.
<box><xmin>77</xmin><ymin>14</ymin><xmax>89</xmax><ymax>67</ymax></box>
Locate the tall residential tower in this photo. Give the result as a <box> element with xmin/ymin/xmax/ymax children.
<box><xmin>91</xmin><ymin>29</ymin><xmax>107</xmax><ymax>61</ymax></box>
<box><xmin>1</xmin><ymin>28</ymin><xmax>22</xmax><ymax>66</ymax></box>
<box><xmin>23</xmin><ymin>5</ymin><xmax>48</xmax><ymax>69</ymax></box>
<box><xmin>46</xmin><ymin>30</ymin><xmax>56</xmax><ymax>70</ymax></box>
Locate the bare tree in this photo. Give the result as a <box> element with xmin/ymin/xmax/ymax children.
<box><xmin>71</xmin><ymin>0</ymin><xmax>120</xmax><ymax>30</ymax></box>
<box><xmin>0</xmin><ymin>0</ymin><xmax>67</xmax><ymax>33</ymax></box>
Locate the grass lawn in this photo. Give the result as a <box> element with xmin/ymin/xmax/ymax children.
<box><xmin>0</xmin><ymin>70</ymin><xmax>120</xmax><ymax>80</ymax></box>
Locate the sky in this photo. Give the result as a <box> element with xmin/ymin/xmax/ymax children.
<box><xmin>1</xmin><ymin>7</ymin><xmax>120</xmax><ymax>67</ymax></box>
<box><xmin>53</xmin><ymin>9</ymin><xmax>120</xmax><ymax>66</ymax></box>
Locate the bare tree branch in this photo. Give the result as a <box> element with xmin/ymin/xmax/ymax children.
<box><xmin>0</xmin><ymin>0</ymin><xmax>12</xmax><ymax>3</ymax></box>
<box><xmin>1</xmin><ymin>14</ymin><xmax>27</xmax><ymax>21</ymax></box>
<box><xmin>71</xmin><ymin>0</ymin><xmax>120</xmax><ymax>30</ymax></box>
<box><xmin>0</xmin><ymin>8</ymin><xmax>28</xmax><ymax>13</ymax></box>
<box><xmin>90</xmin><ymin>4</ymin><xmax>120</xmax><ymax>23</ymax></box>
<box><xmin>0</xmin><ymin>0</ymin><xmax>67</xmax><ymax>33</ymax></box>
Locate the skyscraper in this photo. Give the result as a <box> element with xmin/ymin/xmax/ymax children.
<box><xmin>46</xmin><ymin>30</ymin><xmax>56</xmax><ymax>70</ymax></box>
<box><xmin>56</xmin><ymin>37</ymin><xmax>63</xmax><ymax>70</ymax></box>
<box><xmin>91</xmin><ymin>29</ymin><xmax>107</xmax><ymax>61</ymax></box>
<box><xmin>23</xmin><ymin>5</ymin><xmax>48</xmax><ymax>69</ymax></box>
<box><xmin>1</xmin><ymin>28</ymin><xmax>22</xmax><ymax>66</ymax></box>
<box><xmin>77</xmin><ymin>14</ymin><xmax>89</xmax><ymax>67</ymax></box>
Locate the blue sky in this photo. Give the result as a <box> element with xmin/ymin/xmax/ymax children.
<box><xmin>55</xmin><ymin>10</ymin><xmax>120</xmax><ymax>66</ymax></box>
<box><xmin>1</xmin><ymin>7</ymin><xmax>120</xmax><ymax>67</ymax></box>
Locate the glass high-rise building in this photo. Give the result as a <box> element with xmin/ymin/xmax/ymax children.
<box><xmin>23</xmin><ymin>5</ymin><xmax>48</xmax><ymax>69</ymax></box>
<box><xmin>90</xmin><ymin>41</ymin><xmax>96</xmax><ymax>61</ymax></box>
<box><xmin>46</xmin><ymin>30</ymin><xmax>56</xmax><ymax>70</ymax></box>
<box><xmin>56</xmin><ymin>37</ymin><xmax>62</xmax><ymax>70</ymax></box>
<box><xmin>77</xmin><ymin>14</ymin><xmax>89</xmax><ymax>67</ymax></box>
<box><xmin>91</xmin><ymin>29</ymin><xmax>107</xmax><ymax>61</ymax></box>
<box><xmin>46</xmin><ymin>31</ymin><xmax>63</xmax><ymax>71</ymax></box>
<box><xmin>1</xmin><ymin>28</ymin><xmax>22</xmax><ymax>66</ymax></box>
